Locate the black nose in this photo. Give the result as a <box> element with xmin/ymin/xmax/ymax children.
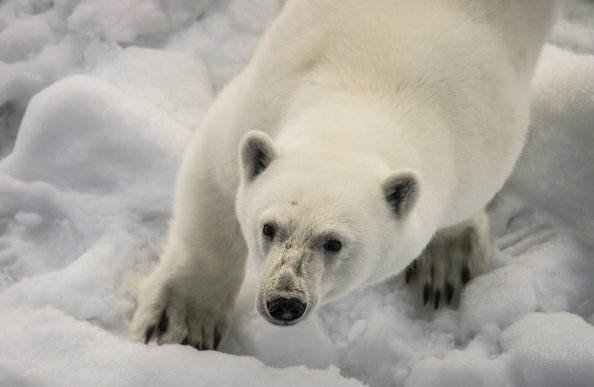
<box><xmin>266</xmin><ymin>298</ymin><xmax>306</xmax><ymax>323</ymax></box>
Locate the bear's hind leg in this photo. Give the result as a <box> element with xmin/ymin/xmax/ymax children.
<box><xmin>401</xmin><ymin>211</ymin><xmax>491</xmax><ymax>309</ymax></box>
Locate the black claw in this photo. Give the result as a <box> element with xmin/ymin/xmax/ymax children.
<box><xmin>158</xmin><ymin>311</ymin><xmax>169</xmax><ymax>334</ymax></box>
<box><xmin>192</xmin><ymin>342</ymin><xmax>202</xmax><ymax>351</ymax></box>
<box><xmin>461</xmin><ymin>265</ymin><xmax>471</xmax><ymax>285</ymax></box>
<box><xmin>445</xmin><ymin>282</ymin><xmax>454</xmax><ymax>304</ymax></box>
<box><xmin>405</xmin><ymin>264</ymin><xmax>415</xmax><ymax>283</ymax></box>
<box><xmin>202</xmin><ymin>342</ymin><xmax>210</xmax><ymax>351</ymax></box>
<box><xmin>423</xmin><ymin>284</ymin><xmax>432</xmax><ymax>305</ymax></box>
<box><xmin>181</xmin><ymin>337</ymin><xmax>189</xmax><ymax>345</ymax></box>
<box><xmin>214</xmin><ymin>329</ymin><xmax>222</xmax><ymax>350</ymax></box>
<box><xmin>434</xmin><ymin>290</ymin><xmax>441</xmax><ymax>309</ymax></box>
<box><xmin>145</xmin><ymin>325</ymin><xmax>156</xmax><ymax>344</ymax></box>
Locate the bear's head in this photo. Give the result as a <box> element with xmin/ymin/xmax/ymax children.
<box><xmin>236</xmin><ymin>131</ymin><xmax>420</xmax><ymax>326</ymax></box>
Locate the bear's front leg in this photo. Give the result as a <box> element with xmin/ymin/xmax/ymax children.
<box><xmin>401</xmin><ymin>211</ymin><xmax>491</xmax><ymax>308</ymax></box>
<box><xmin>132</xmin><ymin>172</ymin><xmax>247</xmax><ymax>350</ymax></box>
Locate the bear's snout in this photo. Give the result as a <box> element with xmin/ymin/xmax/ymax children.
<box><xmin>266</xmin><ymin>297</ymin><xmax>306</xmax><ymax>324</ymax></box>
<box><xmin>276</xmin><ymin>271</ymin><xmax>297</xmax><ymax>291</ymax></box>
<box><xmin>256</xmin><ymin>248</ymin><xmax>322</xmax><ymax>326</ymax></box>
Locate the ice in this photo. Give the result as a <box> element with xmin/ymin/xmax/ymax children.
<box><xmin>1</xmin><ymin>0</ymin><xmax>594</xmax><ymax>386</ymax></box>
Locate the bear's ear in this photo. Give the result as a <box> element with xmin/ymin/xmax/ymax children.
<box><xmin>381</xmin><ymin>170</ymin><xmax>419</xmax><ymax>218</ymax></box>
<box><xmin>239</xmin><ymin>131</ymin><xmax>277</xmax><ymax>183</ymax></box>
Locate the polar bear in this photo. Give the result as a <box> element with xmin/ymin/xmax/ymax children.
<box><xmin>132</xmin><ymin>0</ymin><xmax>558</xmax><ymax>349</ymax></box>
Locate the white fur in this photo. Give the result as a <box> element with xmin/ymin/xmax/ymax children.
<box><xmin>133</xmin><ymin>0</ymin><xmax>558</xmax><ymax>347</ymax></box>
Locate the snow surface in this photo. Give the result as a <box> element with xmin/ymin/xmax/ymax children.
<box><xmin>1</xmin><ymin>0</ymin><xmax>594</xmax><ymax>386</ymax></box>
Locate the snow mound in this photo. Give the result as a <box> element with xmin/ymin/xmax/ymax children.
<box><xmin>1</xmin><ymin>75</ymin><xmax>189</xmax><ymax>193</ymax></box>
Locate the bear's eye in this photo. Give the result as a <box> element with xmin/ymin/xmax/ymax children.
<box><xmin>262</xmin><ymin>223</ymin><xmax>276</xmax><ymax>238</ymax></box>
<box><xmin>324</xmin><ymin>240</ymin><xmax>342</xmax><ymax>253</ymax></box>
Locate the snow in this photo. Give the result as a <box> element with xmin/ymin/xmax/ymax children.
<box><xmin>0</xmin><ymin>307</ymin><xmax>361</xmax><ymax>387</ymax></box>
<box><xmin>508</xmin><ymin>45</ymin><xmax>594</xmax><ymax>245</ymax></box>
<box><xmin>1</xmin><ymin>0</ymin><xmax>593</xmax><ymax>386</ymax></box>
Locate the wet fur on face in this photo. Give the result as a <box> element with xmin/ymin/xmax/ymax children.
<box><xmin>253</xmin><ymin>207</ymin><xmax>356</xmax><ymax>324</ymax></box>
